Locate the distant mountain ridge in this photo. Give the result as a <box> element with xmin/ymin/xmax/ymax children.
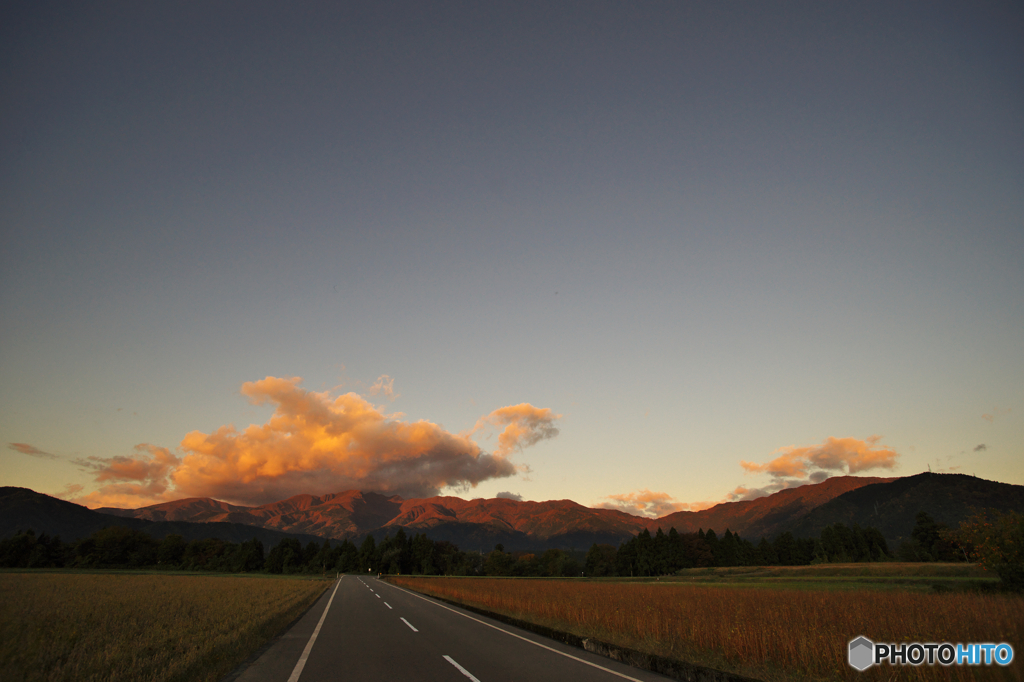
<box><xmin>788</xmin><ymin>472</ymin><xmax>1024</xmax><ymax>543</ymax></box>
<box><xmin>644</xmin><ymin>475</ymin><xmax>897</xmax><ymax>539</ymax></box>
<box><xmin>95</xmin><ymin>475</ymin><xmax>895</xmax><ymax>547</ymax></box>
<box><xmin>9</xmin><ymin>473</ymin><xmax>1021</xmax><ymax>551</ymax></box>
<box><xmin>0</xmin><ymin>487</ymin><xmax>330</xmax><ymax>547</ymax></box>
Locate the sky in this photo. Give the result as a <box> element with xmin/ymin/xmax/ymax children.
<box><xmin>2</xmin><ymin>1</ymin><xmax>1022</xmax><ymax>515</ymax></box>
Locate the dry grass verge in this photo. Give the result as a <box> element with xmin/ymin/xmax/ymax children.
<box><xmin>0</xmin><ymin>572</ymin><xmax>330</xmax><ymax>682</ymax></box>
<box><xmin>390</xmin><ymin>576</ymin><xmax>1022</xmax><ymax>682</ymax></box>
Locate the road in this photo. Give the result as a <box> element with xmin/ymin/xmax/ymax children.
<box><xmin>232</xmin><ymin>575</ymin><xmax>677</xmax><ymax>682</ymax></box>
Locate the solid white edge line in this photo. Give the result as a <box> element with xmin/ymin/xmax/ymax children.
<box><xmin>400</xmin><ymin>617</ymin><xmax>419</xmax><ymax>632</ymax></box>
<box><xmin>444</xmin><ymin>655</ymin><xmax>482</xmax><ymax>682</ymax></box>
<box><xmin>385</xmin><ymin>582</ymin><xmax>645</xmax><ymax>682</ymax></box>
<box><xmin>286</xmin><ymin>576</ymin><xmax>343</xmax><ymax>682</ymax></box>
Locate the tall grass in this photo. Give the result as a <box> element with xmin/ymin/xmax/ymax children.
<box><xmin>0</xmin><ymin>572</ymin><xmax>329</xmax><ymax>682</ymax></box>
<box><xmin>391</xmin><ymin>577</ymin><xmax>1022</xmax><ymax>681</ymax></box>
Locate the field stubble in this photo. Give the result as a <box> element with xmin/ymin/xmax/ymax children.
<box><xmin>391</xmin><ymin>576</ymin><xmax>1022</xmax><ymax>682</ymax></box>
<box><xmin>0</xmin><ymin>572</ymin><xmax>330</xmax><ymax>682</ymax></box>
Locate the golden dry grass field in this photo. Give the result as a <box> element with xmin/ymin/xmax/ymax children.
<box><xmin>0</xmin><ymin>572</ymin><xmax>330</xmax><ymax>682</ymax></box>
<box><xmin>390</xmin><ymin>575</ymin><xmax>1022</xmax><ymax>682</ymax></box>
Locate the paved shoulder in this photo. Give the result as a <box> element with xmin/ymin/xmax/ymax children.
<box><xmin>228</xmin><ymin>578</ymin><xmax>340</xmax><ymax>682</ymax></box>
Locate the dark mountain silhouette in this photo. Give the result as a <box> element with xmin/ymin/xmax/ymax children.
<box><xmin>88</xmin><ymin>475</ymin><xmax>890</xmax><ymax>548</ymax></box>
<box><xmin>11</xmin><ymin>473</ymin><xmax>1018</xmax><ymax>551</ymax></box>
<box><xmin>0</xmin><ymin>487</ymin><xmax>329</xmax><ymax>547</ymax></box>
<box><xmin>644</xmin><ymin>476</ymin><xmax>896</xmax><ymax>539</ymax></box>
<box><xmin>100</xmin><ymin>490</ymin><xmax>406</xmax><ymax>538</ymax></box>
<box><xmin>786</xmin><ymin>472</ymin><xmax>1024</xmax><ymax>545</ymax></box>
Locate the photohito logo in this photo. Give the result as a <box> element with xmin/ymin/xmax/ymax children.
<box><xmin>849</xmin><ymin>637</ymin><xmax>1014</xmax><ymax>670</ymax></box>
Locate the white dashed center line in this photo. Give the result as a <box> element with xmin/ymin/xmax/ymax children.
<box><xmin>400</xmin><ymin>617</ymin><xmax>418</xmax><ymax>632</ymax></box>
<box><xmin>444</xmin><ymin>655</ymin><xmax>481</xmax><ymax>682</ymax></box>
<box><xmin>376</xmin><ymin>594</ymin><xmax>381</xmax><ymax>598</ymax></box>
<box><xmin>384</xmin><ymin>602</ymin><xmax>392</xmax><ymax>609</ymax></box>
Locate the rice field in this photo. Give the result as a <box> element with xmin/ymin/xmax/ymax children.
<box><xmin>0</xmin><ymin>572</ymin><xmax>330</xmax><ymax>682</ymax></box>
<box><xmin>390</xmin><ymin>576</ymin><xmax>1023</xmax><ymax>681</ymax></box>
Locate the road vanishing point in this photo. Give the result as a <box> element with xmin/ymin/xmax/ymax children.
<box><xmin>232</xmin><ymin>576</ymin><xmax>676</xmax><ymax>682</ymax></box>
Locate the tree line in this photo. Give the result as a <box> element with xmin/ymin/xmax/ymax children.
<box><xmin>0</xmin><ymin>520</ymin><xmax>902</xmax><ymax>577</ymax></box>
<box><xmin>3</xmin><ymin>509</ymin><xmax>1018</xmax><ymax>587</ymax></box>
<box><xmin>0</xmin><ymin>525</ymin><xmax>494</xmax><ymax>576</ymax></box>
<box><xmin>586</xmin><ymin>523</ymin><xmax>891</xmax><ymax>578</ymax></box>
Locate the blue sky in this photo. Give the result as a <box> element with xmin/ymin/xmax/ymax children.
<box><xmin>2</xmin><ymin>1</ymin><xmax>1021</xmax><ymax>512</ymax></box>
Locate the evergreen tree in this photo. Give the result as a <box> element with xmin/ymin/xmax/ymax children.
<box><xmin>756</xmin><ymin>537</ymin><xmax>777</xmax><ymax>565</ymax></box>
<box><xmin>358</xmin><ymin>535</ymin><xmax>377</xmax><ymax>573</ymax></box>
<box><xmin>703</xmin><ymin>529</ymin><xmax>720</xmax><ymax>566</ymax></box>
<box><xmin>718</xmin><ymin>530</ymin><xmax>739</xmax><ymax>567</ymax></box>
<box><xmin>585</xmin><ymin>543</ymin><xmax>617</xmax><ymax>576</ymax></box>
<box><xmin>773</xmin><ymin>532</ymin><xmax>798</xmax><ymax>565</ymax></box>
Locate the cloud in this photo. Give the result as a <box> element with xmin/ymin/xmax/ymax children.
<box><xmin>727</xmin><ymin>483</ymin><xmax>787</xmax><ymax>502</ymax></box>
<box><xmin>741</xmin><ymin>435</ymin><xmax>899</xmax><ymax>480</ymax></box>
<box><xmin>496</xmin><ymin>491</ymin><xmax>523</xmax><ymax>501</ymax></box>
<box><xmin>724</xmin><ymin>473</ymin><xmax>826</xmax><ymax>502</ymax></box>
<box><xmin>470</xmin><ymin>404</ymin><xmax>561</xmax><ymax>456</ymax></box>
<box><xmin>70</xmin><ymin>444</ymin><xmax>180</xmax><ymax>508</ymax></box>
<box><xmin>726</xmin><ymin>436</ymin><xmax>898</xmax><ymax>502</ymax></box>
<box><xmin>982</xmin><ymin>407</ymin><xmax>1010</xmax><ymax>422</ymax></box>
<box><xmin>368</xmin><ymin>375</ymin><xmax>399</xmax><ymax>400</ymax></box>
<box><xmin>598</xmin><ymin>489</ymin><xmax>714</xmax><ymax>518</ymax></box>
<box><xmin>8</xmin><ymin>442</ymin><xmax>59</xmax><ymax>459</ymax></box>
<box><xmin>54</xmin><ymin>483</ymin><xmax>83</xmax><ymax>499</ymax></box>
<box><xmin>974</xmin><ymin>444</ymin><xmax>987</xmax><ymax>452</ymax></box>
<box><xmin>67</xmin><ymin>376</ymin><xmax>559</xmax><ymax>508</ymax></box>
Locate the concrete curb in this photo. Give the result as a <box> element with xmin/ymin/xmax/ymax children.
<box><xmin>390</xmin><ymin>583</ymin><xmax>763</xmax><ymax>682</ymax></box>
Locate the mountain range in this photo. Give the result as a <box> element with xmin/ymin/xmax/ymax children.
<box><xmin>5</xmin><ymin>473</ymin><xmax>1023</xmax><ymax>551</ymax></box>
<box><xmin>92</xmin><ymin>475</ymin><xmax>894</xmax><ymax>548</ymax></box>
<box><xmin>0</xmin><ymin>486</ymin><xmax>329</xmax><ymax>548</ymax></box>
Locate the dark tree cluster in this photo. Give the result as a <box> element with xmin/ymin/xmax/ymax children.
<box><xmin>479</xmin><ymin>545</ymin><xmax>583</xmax><ymax>577</ymax></box>
<box><xmin>356</xmin><ymin>529</ymin><xmax>498</xmax><ymax>577</ymax></box>
<box><xmin>591</xmin><ymin>523</ymin><xmax>898</xmax><ymax>577</ymax></box>
<box><xmin>949</xmin><ymin>508</ymin><xmax>1024</xmax><ymax>590</ymax></box>
<box><xmin>816</xmin><ymin>523</ymin><xmax>891</xmax><ymax>563</ymax></box>
<box><xmin>0</xmin><ymin>527</ymin><xmax>269</xmax><ymax>572</ymax></box>
<box><xmin>0</xmin><ymin>524</ymin><xmax>490</xmax><ymax>576</ymax></box>
<box><xmin>897</xmin><ymin>511</ymin><xmax>963</xmax><ymax>562</ymax></box>
<box><xmin>0</xmin><ymin>511</ymin><xmax>969</xmax><ymax>577</ymax></box>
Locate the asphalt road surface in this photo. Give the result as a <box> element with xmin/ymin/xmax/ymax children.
<box><xmin>233</xmin><ymin>575</ymin><xmax>677</xmax><ymax>682</ymax></box>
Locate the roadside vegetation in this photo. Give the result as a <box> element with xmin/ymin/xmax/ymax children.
<box><xmin>3</xmin><ymin>508</ymin><xmax>1020</xmax><ymax>591</ymax></box>
<box><xmin>390</xmin><ymin>575</ymin><xmax>1023</xmax><ymax>681</ymax></box>
<box><xmin>0</xmin><ymin>572</ymin><xmax>329</xmax><ymax>682</ymax></box>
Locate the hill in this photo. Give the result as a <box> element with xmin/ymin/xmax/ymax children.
<box><xmin>86</xmin><ymin>475</ymin><xmax>890</xmax><ymax>548</ymax></box>
<box><xmin>13</xmin><ymin>473</ymin><xmax>1018</xmax><ymax>551</ymax></box>
<box><xmin>645</xmin><ymin>476</ymin><xmax>896</xmax><ymax>539</ymax></box>
<box><xmin>0</xmin><ymin>487</ymin><xmax>330</xmax><ymax>548</ymax></box>
<box><xmin>787</xmin><ymin>472</ymin><xmax>1024</xmax><ymax>545</ymax></box>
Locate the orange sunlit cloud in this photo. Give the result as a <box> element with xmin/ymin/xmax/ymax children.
<box><xmin>71</xmin><ymin>444</ymin><xmax>180</xmax><ymax>508</ymax></box>
<box><xmin>68</xmin><ymin>376</ymin><xmax>560</xmax><ymax>508</ymax></box>
<box><xmin>470</xmin><ymin>403</ymin><xmax>561</xmax><ymax>456</ymax></box>
<box><xmin>740</xmin><ymin>435</ymin><xmax>898</xmax><ymax>479</ymax></box>
<box><xmin>9</xmin><ymin>442</ymin><xmax>59</xmax><ymax>459</ymax></box>
<box><xmin>368</xmin><ymin>374</ymin><xmax>399</xmax><ymax>400</ymax></box>
<box><xmin>730</xmin><ymin>435</ymin><xmax>899</xmax><ymax>500</ymax></box>
<box><xmin>616</xmin><ymin>436</ymin><xmax>902</xmax><ymax>512</ymax></box>
<box><xmin>598</xmin><ymin>489</ymin><xmax>717</xmax><ymax>518</ymax></box>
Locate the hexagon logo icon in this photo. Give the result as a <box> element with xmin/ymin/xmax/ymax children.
<box><xmin>849</xmin><ymin>636</ymin><xmax>874</xmax><ymax>671</ymax></box>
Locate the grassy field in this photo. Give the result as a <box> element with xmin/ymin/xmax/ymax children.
<box><xmin>390</xmin><ymin>570</ymin><xmax>1022</xmax><ymax>682</ymax></box>
<box><xmin>647</xmin><ymin>563</ymin><xmax>999</xmax><ymax>592</ymax></box>
<box><xmin>0</xmin><ymin>572</ymin><xmax>331</xmax><ymax>682</ymax></box>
